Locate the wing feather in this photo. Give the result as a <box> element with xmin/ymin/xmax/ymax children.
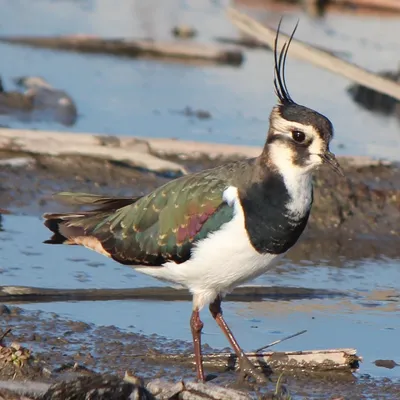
<box><xmin>44</xmin><ymin>172</ymin><xmax>235</xmax><ymax>266</ymax></box>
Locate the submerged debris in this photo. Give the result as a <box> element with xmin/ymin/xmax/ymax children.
<box><xmin>374</xmin><ymin>359</ymin><xmax>399</xmax><ymax>369</ymax></box>
<box><xmin>0</xmin><ymin>76</ymin><xmax>77</xmax><ymax>126</ymax></box>
<box><xmin>172</xmin><ymin>25</ymin><xmax>197</xmax><ymax>39</ymax></box>
<box><xmin>175</xmin><ymin>106</ymin><xmax>212</xmax><ymax>120</ymax></box>
<box><xmin>347</xmin><ymin>68</ymin><xmax>400</xmax><ymax>117</ymax></box>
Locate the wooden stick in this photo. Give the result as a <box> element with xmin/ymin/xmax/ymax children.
<box><xmin>0</xmin><ymin>285</ymin><xmax>345</xmax><ymax>304</ymax></box>
<box><xmin>0</xmin><ymin>35</ymin><xmax>244</xmax><ymax>67</ymax></box>
<box><xmin>255</xmin><ymin>329</ymin><xmax>307</xmax><ymax>352</ymax></box>
<box><xmin>227</xmin><ymin>7</ymin><xmax>400</xmax><ymax>101</ymax></box>
<box><xmin>142</xmin><ymin>348</ymin><xmax>361</xmax><ymax>372</ymax></box>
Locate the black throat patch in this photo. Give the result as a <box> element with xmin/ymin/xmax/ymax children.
<box><xmin>239</xmin><ymin>172</ymin><xmax>312</xmax><ymax>255</ymax></box>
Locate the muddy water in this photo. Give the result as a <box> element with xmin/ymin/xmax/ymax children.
<box><xmin>0</xmin><ymin>0</ymin><xmax>400</xmax><ymax>160</ymax></box>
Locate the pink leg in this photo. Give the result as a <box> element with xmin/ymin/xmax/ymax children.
<box><xmin>209</xmin><ymin>296</ymin><xmax>267</xmax><ymax>383</ymax></box>
<box><xmin>190</xmin><ymin>308</ymin><xmax>205</xmax><ymax>381</ymax></box>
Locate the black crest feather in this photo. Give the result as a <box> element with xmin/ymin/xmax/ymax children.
<box><xmin>274</xmin><ymin>19</ymin><xmax>299</xmax><ymax>105</ymax></box>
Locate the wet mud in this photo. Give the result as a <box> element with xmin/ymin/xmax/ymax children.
<box><xmin>0</xmin><ymin>305</ymin><xmax>399</xmax><ymax>399</ymax></box>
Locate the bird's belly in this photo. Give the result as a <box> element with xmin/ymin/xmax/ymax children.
<box><xmin>135</xmin><ymin>208</ymin><xmax>284</xmax><ymax>309</ymax></box>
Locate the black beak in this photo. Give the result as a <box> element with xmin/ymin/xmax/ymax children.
<box><xmin>321</xmin><ymin>151</ymin><xmax>344</xmax><ymax>176</ymax></box>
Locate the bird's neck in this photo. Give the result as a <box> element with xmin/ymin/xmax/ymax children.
<box><xmin>260</xmin><ymin>142</ymin><xmax>314</xmax><ymax>218</ymax></box>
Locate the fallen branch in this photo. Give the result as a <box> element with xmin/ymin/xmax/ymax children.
<box><xmin>227</xmin><ymin>7</ymin><xmax>400</xmax><ymax>101</ymax></box>
<box><xmin>0</xmin><ymin>129</ymin><xmax>187</xmax><ymax>177</ymax></box>
<box><xmin>0</xmin><ymin>285</ymin><xmax>345</xmax><ymax>303</ymax></box>
<box><xmin>142</xmin><ymin>348</ymin><xmax>361</xmax><ymax>373</ymax></box>
<box><xmin>0</xmin><ymin>35</ymin><xmax>244</xmax><ymax>67</ymax></box>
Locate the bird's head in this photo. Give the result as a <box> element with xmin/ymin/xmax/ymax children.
<box><xmin>265</xmin><ymin>22</ymin><xmax>343</xmax><ymax>177</ymax></box>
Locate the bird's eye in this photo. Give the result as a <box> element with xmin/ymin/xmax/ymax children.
<box><xmin>292</xmin><ymin>130</ymin><xmax>306</xmax><ymax>143</ymax></box>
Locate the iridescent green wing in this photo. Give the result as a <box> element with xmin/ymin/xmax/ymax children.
<box><xmin>79</xmin><ymin>172</ymin><xmax>235</xmax><ymax>265</ymax></box>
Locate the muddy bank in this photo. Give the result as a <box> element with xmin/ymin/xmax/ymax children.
<box><xmin>0</xmin><ymin>305</ymin><xmax>398</xmax><ymax>399</ymax></box>
<box><xmin>0</xmin><ymin>146</ymin><xmax>399</xmax><ymax>254</ymax></box>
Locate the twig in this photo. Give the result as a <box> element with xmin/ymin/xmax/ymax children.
<box><xmin>227</xmin><ymin>7</ymin><xmax>400</xmax><ymax>101</ymax></box>
<box><xmin>255</xmin><ymin>329</ymin><xmax>307</xmax><ymax>353</ymax></box>
<box><xmin>0</xmin><ymin>328</ymin><xmax>12</xmax><ymax>344</ymax></box>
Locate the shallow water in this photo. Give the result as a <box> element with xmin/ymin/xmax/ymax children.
<box><xmin>1</xmin><ymin>214</ymin><xmax>399</xmax><ymax>381</ymax></box>
<box><xmin>0</xmin><ymin>0</ymin><xmax>400</xmax><ymax>160</ymax></box>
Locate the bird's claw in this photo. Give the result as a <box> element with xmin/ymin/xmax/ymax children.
<box><xmin>238</xmin><ymin>351</ymin><xmax>268</xmax><ymax>384</ymax></box>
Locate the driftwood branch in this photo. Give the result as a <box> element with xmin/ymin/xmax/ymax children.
<box><xmin>0</xmin><ymin>35</ymin><xmax>243</xmax><ymax>67</ymax></box>
<box><xmin>0</xmin><ymin>129</ymin><xmax>187</xmax><ymax>176</ymax></box>
<box><xmin>0</xmin><ymin>285</ymin><xmax>345</xmax><ymax>303</ymax></box>
<box><xmin>227</xmin><ymin>7</ymin><xmax>400</xmax><ymax>101</ymax></box>
<box><xmin>143</xmin><ymin>348</ymin><xmax>361</xmax><ymax>373</ymax></box>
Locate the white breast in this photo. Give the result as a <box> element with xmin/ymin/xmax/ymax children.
<box><xmin>135</xmin><ymin>186</ymin><xmax>283</xmax><ymax>310</ymax></box>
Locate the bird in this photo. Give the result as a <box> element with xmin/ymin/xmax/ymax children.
<box><xmin>42</xmin><ymin>21</ymin><xmax>343</xmax><ymax>383</ymax></box>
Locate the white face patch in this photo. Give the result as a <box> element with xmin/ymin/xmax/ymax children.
<box><xmin>268</xmin><ymin>107</ymin><xmax>326</xmax><ymax>172</ymax></box>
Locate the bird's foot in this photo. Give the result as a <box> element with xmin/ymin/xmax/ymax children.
<box><xmin>237</xmin><ymin>351</ymin><xmax>268</xmax><ymax>384</ymax></box>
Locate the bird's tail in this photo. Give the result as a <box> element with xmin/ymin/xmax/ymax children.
<box><xmin>43</xmin><ymin>192</ymin><xmax>141</xmax><ymax>249</ymax></box>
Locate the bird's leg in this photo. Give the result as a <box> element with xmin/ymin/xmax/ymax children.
<box><xmin>209</xmin><ymin>296</ymin><xmax>267</xmax><ymax>384</ymax></box>
<box><xmin>190</xmin><ymin>308</ymin><xmax>205</xmax><ymax>382</ymax></box>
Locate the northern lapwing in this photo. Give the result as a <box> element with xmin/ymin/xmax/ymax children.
<box><xmin>42</xmin><ymin>22</ymin><xmax>343</xmax><ymax>383</ymax></box>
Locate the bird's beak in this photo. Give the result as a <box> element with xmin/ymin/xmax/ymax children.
<box><xmin>320</xmin><ymin>151</ymin><xmax>344</xmax><ymax>176</ymax></box>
